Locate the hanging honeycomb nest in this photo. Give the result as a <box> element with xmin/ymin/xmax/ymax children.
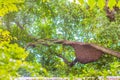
<box><xmin>65</xmin><ymin>42</ymin><xmax>103</xmax><ymax>63</ymax></box>
<box><xmin>62</xmin><ymin>41</ymin><xmax>120</xmax><ymax>64</ymax></box>
<box><xmin>70</xmin><ymin>43</ymin><xmax>103</xmax><ymax>63</ymax></box>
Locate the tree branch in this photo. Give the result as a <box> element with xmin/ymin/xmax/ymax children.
<box><xmin>15</xmin><ymin>21</ymin><xmax>24</xmax><ymax>30</ymax></box>
<box><xmin>25</xmin><ymin>39</ymin><xmax>120</xmax><ymax>65</ymax></box>
<box><xmin>56</xmin><ymin>54</ymin><xmax>70</xmax><ymax>66</ymax></box>
<box><xmin>90</xmin><ymin>44</ymin><xmax>120</xmax><ymax>58</ymax></box>
<box><xmin>55</xmin><ymin>54</ymin><xmax>78</xmax><ymax>67</ymax></box>
<box><xmin>25</xmin><ymin>39</ymin><xmax>66</xmax><ymax>49</ymax></box>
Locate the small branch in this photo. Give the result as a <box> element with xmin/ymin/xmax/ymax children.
<box><xmin>48</xmin><ymin>49</ymin><xmax>71</xmax><ymax>66</ymax></box>
<box><xmin>15</xmin><ymin>21</ymin><xmax>39</xmax><ymax>41</ymax></box>
<box><xmin>56</xmin><ymin>54</ymin><xmax>70</xmax><ymax>65</ymax></box>
<box><xmin>56</xmin><ymin>54</ymin><xmax>78</xmax><ymax>67</ymax></box>
<box><xmin>69</xmin><ymin>58</ymin><xmax>78</xmax><ymax>67</ymax></box>
<box><xmin>15</xmin><ymin>21</ymin><xmax>24</xmax><ymax>30</ymax></box>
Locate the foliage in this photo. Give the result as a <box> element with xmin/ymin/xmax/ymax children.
<box><xmin>0</xmin><ymin>0</ymin><xmax>24</xmax><ymax>16</ymax></box>
<box><xmin>0</xmin><ymin>29</ymin><xmax>28</xmax><ymax>79</ymax></box>
<box><xmin>79</xmin><ymin>0</ymin><xmax>120</xmax><ymax>10</ymax></box>
<box><xmin>0</xmin><ymin>29</ymin><xmax>48</xmax><ymax>79</ymax></box>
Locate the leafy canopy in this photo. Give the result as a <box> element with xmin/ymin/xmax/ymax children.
<box><xmin>78</xmin><ymin>0</ymin><xmax>120</xmax><ymax>10</ymax></box>
<box><xmin>0</xmin><ymin>0</ymin><xmax>24</xmax><ymax>16</ymax></box>
<box><xmin>0</xmin><ymin>29</ymin><xmax>28</xmax><ymax>79</ymax></box>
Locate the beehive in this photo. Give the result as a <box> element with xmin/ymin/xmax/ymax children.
<box><xmin>64</xmin><ymin>42</ymin><xmax>103</xmax><ymax>64</ymax></box>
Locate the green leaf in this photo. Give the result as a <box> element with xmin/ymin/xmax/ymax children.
<box><xmin>87</xmin><ymin>0</ymin><xmax>96</xmax><ymax>9</ymax></box>
<box><xmin>117</xmin><ymin>0</ymin><xmax>120</xmax><ymax>8</ymax></box>
<box><xmin>78</xmin><ymin>0</ymin><xmax>84</xmax><ymax>4</ymax></box>
<box><xmin>97</xmin><ymin>0</ymin><xmax>105</xmax><ymax>10</ymax></box>
<box><xmin>108</xmin><ymin>0</ymin><xmax>116</xmax><ymax>10</ymax></box>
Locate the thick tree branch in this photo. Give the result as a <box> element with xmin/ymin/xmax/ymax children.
<box><xmin>25</xmin><ymin>39</ymin><xmax>65</xmax><ymax>49</ymax></box>
<box><xmin>90</xmin><ymin>44</ymin><xmax>120</xmax><ymax>58</ymax></box>
<box><xmin>25</xmin><ymin>39</ymin><xmax>120</xmax><ymax>65</ymax></box>
<box><xmin>25</xmin><ymin>39</ymin><xmax>120</xmax><ymax>59</ymax></box>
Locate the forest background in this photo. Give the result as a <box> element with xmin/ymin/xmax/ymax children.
<box><xmin>0</xmin><ymin>0</ymin><xmax>120</xmax><ymax>79</ymax></box>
